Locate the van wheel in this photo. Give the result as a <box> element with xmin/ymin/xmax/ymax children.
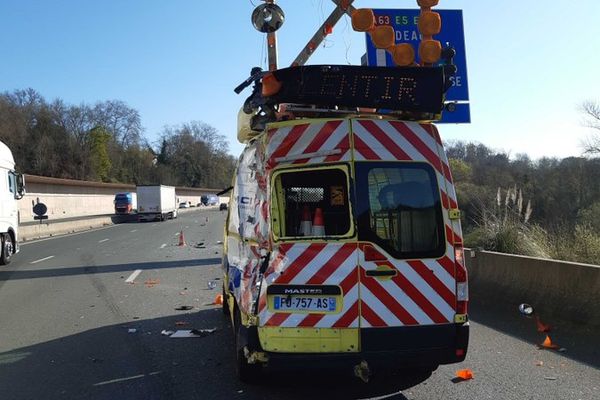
<box><xmin>234</xmin><ymin>308</ymin><xmax>261</xmax><ymax>383</ymax></box>
<box><xmin>1</xmin><ymin>233</ymin><xmax>13</xmax><ymax>265</ymax></box>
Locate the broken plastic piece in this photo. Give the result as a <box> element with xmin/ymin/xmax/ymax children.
<box><xmin>169</xmin><ymin>328</ymin><xmax>216</xmax><ymax>338</ymax></box>
<box><xmin>161</xmin><ymin>330</ymin><xmax>175</xmax><ymax>336</ymax></box>
<box><xmin>144</xmin><ymin>279</ymin><xmax>160</xmax><ymax>287</ymax></box>
<box><xmin>535</xmin><ymin>316</ymin><xmax>551</xmax><ymax>333</ymax></box>
<box><xmin>207</xmin><ymin>280</ymin><xmax>217</xmax><ymax>290</ymax></box>
<box><xmin>214</xmin><ymin>294</ymin><xmax>224</xmax><ymax>305</ymax></box>
<box><xmin>455</xmin><ymin>369</ymin><xmax>474</xmax><ymax>380</ymax></box>
<box><xmin>127</xmin><ymin>328</ymin><xmax>137</xmax><ymax>334</ymax></box>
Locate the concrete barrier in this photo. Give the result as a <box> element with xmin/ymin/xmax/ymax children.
<box><xmin>466</xmin><ymin>250</ymin><xmax>600</xmax><ymax>327</ymax></box>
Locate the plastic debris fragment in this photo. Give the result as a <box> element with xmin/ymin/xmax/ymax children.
<box><xmin>127</xmin><ymin>328</ymin><xmax>137</xmax><ymax>334</ymax></box>
<box><xmin>161</xmin><ymin>330</ymin><xmax>175</xmax><ymax>336</ymax></box>
<box><xmin>207</xmin><ymin>281</ymin><xmax>217</xmax><ymax>290</ymax></box>
<box><xmin>455</xmin><ymin>369</ymin><xmax>474</xmax><ymax>380</ymax></box>
<box><xmin>144</xmin><ymin>279</ymin><xmax>160</xmax><ymax>287</ymax></box>
<box><xmin>540</xmin><ymin>335</ymin><xmax>560</xmax><ymax>350</ymax></box>
<box><xmin>214</xmin><ymin>294</ymin><xmax>224</xmax><ymax>305</ymax></box>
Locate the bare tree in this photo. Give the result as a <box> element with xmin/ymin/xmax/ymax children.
<box><xmin>580</xmin><ymin>100</ymin><xmax>600</xmax><ymax>155</ymax></box>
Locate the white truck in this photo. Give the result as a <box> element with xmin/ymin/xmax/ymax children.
<box><xmin>136</xmin><ymin>185</ymin><xmax>177</xmax><ymax>222</ymax></box>
<box><xmin>0</xmin><ymin>140</ymin><xmax>25</xmax><ymax>264</ymax></box>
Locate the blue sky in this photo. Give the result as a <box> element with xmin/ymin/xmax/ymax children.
<box><xmin>2</xmin><ymin>0</ymin><xmax>599</xmax><ymax>159</ymax></box>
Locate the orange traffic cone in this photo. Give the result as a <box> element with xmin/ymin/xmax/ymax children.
<box><xmin>540</xmin><ymin>335</ymin><xmax>559</xmax><ymax>349</ymax></box>
<box><xmin>178</xmin><ymin>230</ymin><xmax>186</xmax><ymax>247</ymax></box>
<box><xmin>455</xmin><ymin>369</ymin><xmax>474</xmax><ymax>380</ymax></box>
<box><xmin>312</xmin><ymin>207</ymin><xmax>325</xmax><ymax>236</ymax></box>
<box><xmin>214</xmin><ymin>294</ymin><xmax>223</xmax><ymax>305</ymax></box>
<box><xmin>299</xmin><ymin>205</ymin><xmax>312</xmax><ymax>236</ymax></box>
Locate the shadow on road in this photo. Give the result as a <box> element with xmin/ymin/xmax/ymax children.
<box><xmin>0</xmin><ymin>259</ymin><xmax>222</xmax><ymax>282</ymax></box>
<box><xmin>469</xmin><ymin>298</ymin><xmax>600</xmax><ymax>371</ymax></box>
<box><xmin>0</xmin><ymin>309</ymin><xmax>416</xmax><ymax>400</ymax></box>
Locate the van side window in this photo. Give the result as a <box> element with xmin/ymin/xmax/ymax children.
<box><xmin>274</xmin><ymin>167</ymin><xmax>351</xmax><ymax>238</ymax></box>
<box><xmin>355</xmin><ymin>162</ymin><xmax>445</xmax><ymax>259</ymax></box>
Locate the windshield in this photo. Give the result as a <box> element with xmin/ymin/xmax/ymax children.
<box><xmin>355</xmin><ymin>162</ymin><xmax>445</xmax><ymax>259</ymax></box>
<box><xmin>115</xmin><ymin>194</ymin><xmax>129</xmax><ymax>202</ymax></box>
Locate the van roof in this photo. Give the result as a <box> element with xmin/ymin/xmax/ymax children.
<box><xmin>0</xmin><ymin>141</ymin><xmax>15</xmax><ymax>170</ymax></box>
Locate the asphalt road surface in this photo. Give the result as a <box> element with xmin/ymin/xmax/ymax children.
<box><xmin>1</xmin><ymin>209</ymin><xmax>598</xmax><ymax>400</ymax></box>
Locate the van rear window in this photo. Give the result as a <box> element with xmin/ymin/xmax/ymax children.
<box><xmin>355</xmin><ymin>162</ymin><xmax>445</xmax><ymax>259</ymax></box>
<box><xmin>274</xmin><ymin>167</ymin><xmax>351</xmax><ymax>238</ymax></box>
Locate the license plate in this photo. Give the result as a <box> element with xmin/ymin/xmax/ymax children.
<box><xmin>273</xmin><ymin>296</ymin><xmax>336</xmax><ymax>312</ymax></box>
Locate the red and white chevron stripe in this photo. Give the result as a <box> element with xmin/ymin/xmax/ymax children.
<box><xmin>258</xmin><ymin>243</ymin><xmax>359</xmax><ymax>328</ymax></box>
<box><xmin>358</xmin><ymin>244</ymin><xmax>457</xmax><ymax>327</ymax></box>
<box><xmin>266</xmin><ymin>120</ymin><xmax>351</xmax><ymax>170</ymax></box>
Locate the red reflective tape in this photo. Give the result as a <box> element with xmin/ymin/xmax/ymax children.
<box><xmin>440</xmin><ymin>190</ymin><xmax>458</xmax><ymax>210</ymax></box>
<box><xmin>360</xmin><ymin>268</ymin><xmax>418</xmax><ymax>325</ymax></box>
<box><xmin>339</xmin><ymin>266</ymin><xmax>359</xmax><ymax>294</ymax></box>
<box><xmin>324</xmin><ymin>135</ymin><xmax>350</xmax><ymax>162</ymax></box>
<box><xmin>306</xmin><ymin>244</ymin><xmax>356</xmax><ymax>284</ymax></box>
<box><xmin>298</xmin><ymin>313</ymin><xmax>325</xmax><ymax>327</ymax></box>
<box><xmin>352</xmin><ymin>133</ymin><xmax>381</xmax><ymax>160</ymax></box>
<box><xmin>359</xmin><ymin>120</ymin><xmax>411</xmax><ymax>161</ymax></box>
<box><xmin>268</xmin><ymin>124</ymin><xmax>311</xmax><ymax>167</ymax></box>
<box><xmin>258</xmin><ymin>292</ymin><xmax>267</xmax><ymax>313</ymax></box>
<box><xmin>420</xmin><ymin>123</ymin><xmax>442</xmax><ymax>146</ymax></box>
<box><xmin>333</xmin><ymin>300</ymin><xmax>359</xmax><ymax>328</ymax></box>
<box><xmin>293</xmin><ymin>121</ymin><xmax>343</xmax><ymax>164</ymax></box>
<box><xmin>437</xmin><ymin>255</ymin><xmax>457</xmax><ymax>279</ymax></box>
<box><xmin>360</xmin><ymin>300</ymin><xmax>387</xmax><ymax>327</ymax></box>
<box><xmin>407</xmin><ymin>260</ymin><xmax>456</xmax><ymax>308</ymax></box>
<box><xmin>389</xmin><ymin>121</ymin><xmax>452</xmax><ymax>182</ymax></box>
<box><xmin>265</xmin><ymin>312</ymin><xmax>290</xmax><ymax>326</ymax></box>
<box><xmin>445</xmin><ymin>225</ymin><xmax>463</xmax><ymax>245</ymax></box>
<box><xmin>274</xmin><ymin>243</ymin><xmax>327</xmax><ymax>284</ymax></box>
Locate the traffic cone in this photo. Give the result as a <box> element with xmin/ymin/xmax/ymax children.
<box><xmin>299</xmin><ymin>205</ymin><xmax>312</xmax><ymax>236</ymax></box>
<box><xmin>311</xmin><ymin>207</ymin><xmax>325</xmax><ymax>236</ymax></box>
<box><xmin>540</xmin><ymin>334</ymin><xmax>559</xmax><ymax>349</ymax></box>
<box><xmin>178</xmin><ymin>230</ymin><xmax>186</xmax><ymax>247</ymax></box>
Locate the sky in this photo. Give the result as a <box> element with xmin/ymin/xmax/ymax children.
<box><xmin>2</xmin><ymin>0</ymin><xmax>599</xmax><ymax>159</ymax></box>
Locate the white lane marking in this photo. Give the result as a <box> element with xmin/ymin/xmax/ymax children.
<box><xmin>98</xmin><ymin>238</ymin><xmax>110</xmax><ymax>243</ymax></box>
<box><xmin>125</xmin><ymin>269</ymin><xmax>142</xmax><ymax>283</ymax></box>
<box><xmin>20</xmin><ymin>224</ymin><xmax>119</xmax><ymax>246</ymax></box>
<box><xmin>130</xmin><ymin>229</ymin><xmax>138</xmax><ymax>233</ymax></box>
<box><xmin>160</xmin><ymin>243</ymin><xmax>167</xmax><ymax>249</ymax></box>
<box><xmin>93</xmin><ymin>371</ymin><xmax>160</xmax><ymax>387</ymax></box>
<box><xmin>30</xmin><ymin>255</ymin><xmax>55</xmax><ymax>264</ymax></box>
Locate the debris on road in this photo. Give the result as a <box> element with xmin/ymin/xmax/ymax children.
<box><xmin>455</xmin><ymin>369</ymin><xmax>474</xmax><ymax>381</ymax></box>
<box><xmin>169</xmin><ymin>328</ymin><xmax>217</xmax><ymax>338</ymax></box>
<box><xmin>216</xmin><ymin>240</ymin><xmax>223</xmax><ymax>244</ymax></box>
<box><xmin>161</xmin><ymin>330</ymin><xmax>175</xmax><ymax>336</ymax></box>
<box><xmin>127</xmin><ymin>328</ymin><xmax>137</xmax><ymax>334</ymax></box>
<box><xmin>536</xmin><ymin>316</ymin><xmax>552</xmax><ymax>333</ymax></box>
<box><xmin>175</xmin><ymin>321</ymin><xmax>189</xmax><ymax>326</ymax></box>
<box><xmin>174</xmin><ymin>305</ymin><xmax>194</xmax><ymax>311</ymax></box>
<box><xmin>207</xmin><ymin>280</ymin><xmax>217</xmax><ymax>290</ymax></box>
<box><xmin>544</xmin><ymin>376</ymin><xmax>558</xmax><ymax>381</ymax></box>
<box><xmin>214</xmin><ymin>294</ymin><xmax>224</xmax><ymax>305</ymax></box>
<box><xmin>535</xmin><ymin>361</ymin><xmax>544</xmax><ymax>366</ymax></box>
<box><xmin>144</xmin><ymin>279</ymin><xmax>160</xmax><ymax>287</ymax></box>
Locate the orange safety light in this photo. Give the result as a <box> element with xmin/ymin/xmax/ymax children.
<box><xmin>390</xmin><ymin>43</ymin><xmax>415</xmax><ymax>66</ymax></box>
<box><xmin>419</xmin><ymin>39</ymin><xmax>442</xmax><ymax>64</ymax></box>
<box><xmin>417</xmin><ymin>0</ymin><xmax>439</xmax><ymax>8</ymax></box>
<box><xmin>371</xmin><ymin>25</ymin><xmax>395</xmax><ymax>49</ymax></box>
<box><xmin>261</xmin><ymin>72</ymin><xmax>282</xmax><ymax>97</ymax></box>
<box><xmin>418</xmin><ymin>11</ymin><xmax>441</xmax><ymax>36</ymax></box>
<box><xmin>351</xmin><ymin>8</ymin><xmax>375</xmax><ymax>32</ymax></box>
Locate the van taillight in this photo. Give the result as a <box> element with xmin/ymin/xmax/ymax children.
<box><xmin>454</xmin><ymin>245</ymin><xmax>468</xmax><ymax>315</ymax></box>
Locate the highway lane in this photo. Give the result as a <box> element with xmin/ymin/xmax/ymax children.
<box><xmin>0</xmin><ymin>210</ymin><xmax>598</xmax><ymax>400</ymax></box>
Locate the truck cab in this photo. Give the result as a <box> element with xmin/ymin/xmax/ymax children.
<box><xmin>0</xmin><ymin>140</ymin><xmax>25</xmax><ymax>265</ymax></box>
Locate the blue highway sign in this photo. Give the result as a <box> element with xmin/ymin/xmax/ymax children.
<box><xmin>365</xmin><ymin>9</ymin><xmax>470</xmax><ymax>123</ymax></box>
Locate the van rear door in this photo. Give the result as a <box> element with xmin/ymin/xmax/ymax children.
<box><xmin>352</xmin><ymin>119</ymin><xmax>460</xmax><ymax>352</ymax></box>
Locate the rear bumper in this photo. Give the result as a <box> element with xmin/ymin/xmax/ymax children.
<box><xmin>252</xmin><ymin>323</ymin><xmax>469</xmax><ymax>370</ymax></box>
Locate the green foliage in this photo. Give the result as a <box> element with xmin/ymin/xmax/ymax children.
<box><xmin>0</xmin><ymin>89</ymin><xmax>236</xmax><ymax>188</ymax></box>
<box><xmin>577</xmin><ymin>202</ymin><xmax>600</xmax><ymax>233</ymax></box>
<box><xmin>89</xmin><ymin>126</ymin><xmax>112</xmax><ymax>181</ymax></box>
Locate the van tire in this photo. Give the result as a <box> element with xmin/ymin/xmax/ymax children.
<box><xmin>1</xmin><ymin>233</ymin><xmax>13</xmax><ymax>265</ymax></box>
<box><xmin>234</xmin><ymin>307</ymin><xmax>261</xmax><ymax>383</ymax></box>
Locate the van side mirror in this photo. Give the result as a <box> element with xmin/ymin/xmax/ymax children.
<box><xmin>15</xmin><ymin>173</ymin><xmax>25</xmax><ymax>200</ymax></box>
